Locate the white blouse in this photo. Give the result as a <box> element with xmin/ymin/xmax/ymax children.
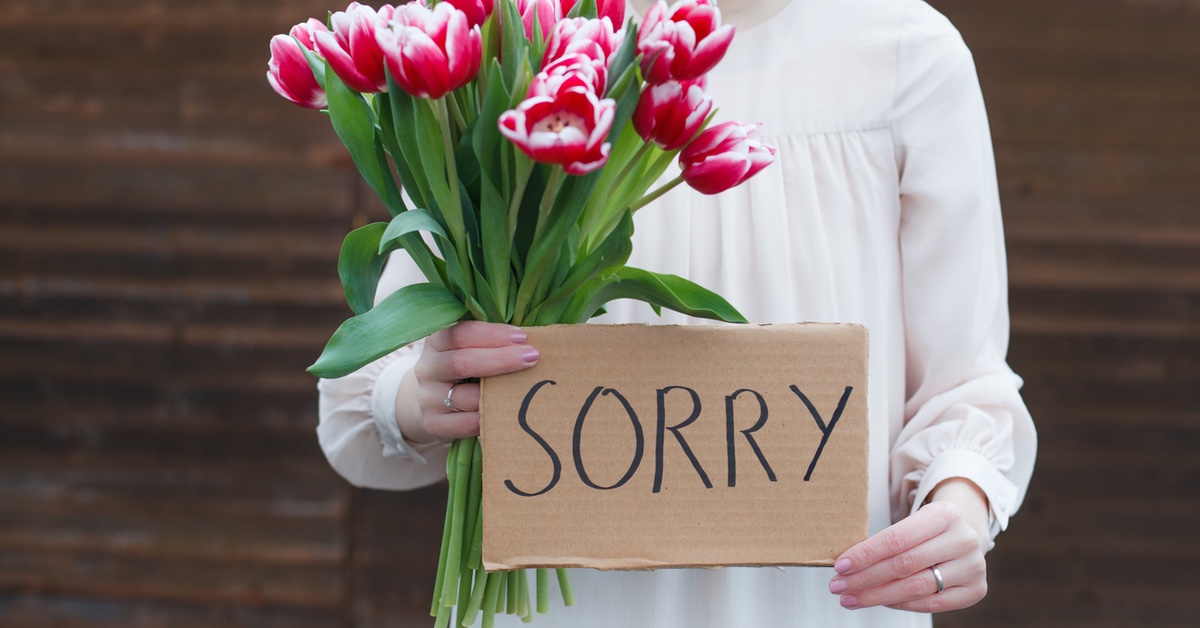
<box><xmin>316</xmin><ymin>1</ymin><xmax>1038</xmax><ymax>626</ymax></box>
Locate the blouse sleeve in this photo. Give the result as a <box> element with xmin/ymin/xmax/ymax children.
<box><xmin>888</xmin><ymin>4</ymin><xmax>1037</xmax><ymax>541</ymax></box>
<box><xmin>315</xmin><ymin>249</ymin><xmax>451</xmax><ymax>491</ymax></box>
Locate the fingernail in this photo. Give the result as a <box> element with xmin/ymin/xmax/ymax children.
<box><xmin>839</xmin><ymin>595</ymin><xmax>859</xmax><ymax>609</ymax></box>
<box><xmin>521</xmin><ymin>348</ymin><xmax>540</xmax><ymax>364</ymax></box>
<box><xmin>828</xmin><ymin>579</ymin><xmax>848</xmax><ymax>594</ymax></box>
<box><xmin>509</xmin><ymin>330</ymin><xmax>527</xmax><ymax>344</ymax></box>
<box><xmin>834</xmin><ymin>558</ymin><xmax>852</xmax><ymax>574</ymax></box>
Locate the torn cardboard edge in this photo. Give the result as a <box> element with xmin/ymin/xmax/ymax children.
<box><xmin>480</xmin><ymin>323</ymin><xmax>870</xmax><ymax>572</ymax></box>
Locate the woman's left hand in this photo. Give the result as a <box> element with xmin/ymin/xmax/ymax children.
<box><xmin>828</xmin><ymin>480</ymin><xmax>991</xmax><ymax>613</ymax></box>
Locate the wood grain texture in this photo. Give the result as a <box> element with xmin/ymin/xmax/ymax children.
<box><xmin>0</xmin><ymin>0</ymin><xmax>1196</xmax><ymax>626</ymax></box>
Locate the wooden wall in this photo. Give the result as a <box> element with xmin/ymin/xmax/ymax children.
<box><xmin>1</xmin><ymin>0</ymin><xmax>1196</xmax><ymax>626</ymax></box>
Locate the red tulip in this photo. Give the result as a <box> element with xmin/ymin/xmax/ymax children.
<box><xmin>516</xmin><ymin>0</ymin><xmax>563</xmax><ymax>41</ymax></box>
<box><xmin>637</xmin><ymin>0</ymin><xmax>735</xmax><ymax>84</ymax></box>
<box><xmin>560</xmin><ymin>0</ymin><xmax>625</xmax><ymax>26</ymax></box>
<box><xmin>632</xmin><ymin>78</ymin><xmax>711</xmax><ymax>151</ymax></box>
<box><xmin>377</xmin><ymin>1</ymin><xmax>482</xmax><ymax>99</ymax></box>
<box><xmin>267</xmin><ymin>19</ymin><xmax>328</xmax><ymax>109</ymax></box>
<box><xmin>443</xmin><ymin>0</ymin><xmax>494</xmax><ymax>29</ymax></box>
<box><xmin>533</xmin><ymin>52</ymin><xmax>606</xmax><ymax>96</ymax></box>
<box><xmin>499</xmin><ymin>74</ymin><xmax>616</xmax><ymax>175</ymax></box>
<box><xmin>679</xmin><ymin>122</ymin><xmax>775</xmax><ymax>194</ymax></box>
<box><xmin>542</xmin><ymin>16</ymin><xmax>624</xmax><ymax>80</ymax></box>
<box><xmin>314</xmin><ymin>3</ymin><xmax>394</xmax><ymax>94</ymax></box>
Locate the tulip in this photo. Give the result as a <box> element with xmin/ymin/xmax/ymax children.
<box><xmin>377</xmin><ymin>1</ymin><xmax>482</xmax><ymax>99</ymax></box>
<box><xmin>499</xmin><ymin>75</ymin><xmax>616</xmax><ymax>175</ymax></box>
<box><xmin>542</xmin><ymin>16</ymin><xmax>624</xmax><ymax>76</ymax></box>
<box><xmin>532</xmin><ymin>52</ymin><xmax>606</xmax><ymax>96</ymax></box>
<box><xmin>516</xmin><ymin>0</ymin><xmax>563</xmax><ymax>41</ymax></box>
<box><xmin>637</xmin><ymin>0</ymin><xmax>735</xmax><ymax>84</ymax></box>
<box><xmin>632</xmin><ymin>78</ymin><xmax>711</xmax><ymax>151</ymax></box>
<box><xmin>679</xmin><ymin>122</ymin><xmax>775</xmax><ymax>194</ymax></box>
<box><xmin>267</xmin><ymin>19</ymin><xmax>328</xmax><ymax>109</ymax></box>
<box><xmin>314</xmin><ymin>3</ymin><xmax>394</xmax><ymax>94</ymax></box>
<box><xmin>560</xmin><ymin>0</ymin><xmax>625</xmax><ymax>27</ymax></box>
<box><xmin>443</xmin><ymin>0</ymin><xmax>494</xmax><ymax>29</ymax></box>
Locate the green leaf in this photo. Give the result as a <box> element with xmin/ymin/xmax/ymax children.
<box><xmin>376</xmin><ymin>92</ymin><xmax>428</xmax><ymax>211</ymax></box>
<box><xmin>385</xmin><ymin>72</ymin><xmax>437</xmax><ymax>214</ymax></box>
<box><xmin>562</xmin><ymin>267</ymin><xmax>749</xmax><ymax>325</ymax></box>
<box><xmin>379</xmin><ymin>209</ymin><xmax>449</xmax><ymax>254</ymax></box>
<box><xmin>308</xmin><ymin>283</ymin><xmax>468</xmax><ymax>378</ymax></box>
<box><xmin>338</xmin><ymin>222</ymin><xmax>389</xmax><ymax>317</ymax></box>
<box><xmin>566</xmin><ymin>0</ymin><xmax>597</xmax><ymax>19</ymax></box>
<box><xmin>324</xmin><ymin>64</ymin><xmax>404</xmax><ymax>215</ymax></box>
<box><xmin>535</xmin><ymin>209</ymin><xmax>634</xmax><ymax>324</ymax></box>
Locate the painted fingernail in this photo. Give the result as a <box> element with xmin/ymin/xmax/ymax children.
<box><xmin>834</xmin><ymin>558</ymin><xmax>852</xmax><ymax>574</ymax></box>
<box><xmin>839</xmin><ymin>595</ymin><xmax>859</xmax><ymax>610</ymax></box>
<box><xmin>509</xmin><ymin>330</ymin><xmax>527</xmax><ymax>344</ymax></box>
<box><xmin>521</xmin><ymin>348</ymin><xmax>540</xmax><ymax>364</ymax></box>
<box><xmin>828</xmin><ymin>579</ymin><xmax>848</xmax><ymax>594</ymax></box>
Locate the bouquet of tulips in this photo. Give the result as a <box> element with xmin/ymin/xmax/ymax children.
<box><xmin>268</xmin><ymin>0</ymin><xmax>775</xmax><ymax>624</ymax></box>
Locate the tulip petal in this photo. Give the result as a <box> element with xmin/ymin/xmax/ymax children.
<box><xmin>682</xmin><ymin>153</ymin><xmax>752</xmax><ymax>195</ymax></box>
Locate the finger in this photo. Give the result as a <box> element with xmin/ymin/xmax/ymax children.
<box><xmin>834</xmin><ymin>502</ymin><xmax>957</xmax><ymax>576</ymax></box>
<box><xmin>422</xmin><ymin>345</ymin><xmax>541</xmax><ymax>383</ymax></box>
<box><xmin>427</xmin><ymin>321</ymin><xmax>528</xmax><ymax>352</ymax></box>
<box><xmin>830</xmin><ymin>518</ymin><xmax>979</xmax><ymax>592</ymax></box>
<box><xmin>424</xmin><ymin>411</ymin><xmax>481</xmax><ymax>443</ymax></box>
<box><xmin>441</xmin><ymin>382</ymin><xmax>481</xmax><ymax>414</ymax></box>
<box><xmin>844</xmin><ymin>557</ymin><xmax>984</xmax><ymax>612</ymax></box>
<box><xmin>884</xmin><ymin>584</ymin><xmax>985</xmax><ymax>614</ymax></box>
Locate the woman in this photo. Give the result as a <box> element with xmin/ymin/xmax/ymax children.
<box><xmin>317</xmin><ymin>0</ymin><xmax>1037</xmax><ymax>625</ymax></box>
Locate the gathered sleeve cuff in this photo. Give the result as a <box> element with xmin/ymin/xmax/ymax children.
<box><xmin>316</xmin><ymin>339</ymin><xmax>451</xmax><ymax>491</ymax></box>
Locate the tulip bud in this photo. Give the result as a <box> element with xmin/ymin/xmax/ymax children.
<box><xmin>561</xmin><ymin>0</ymin><xmax>626</xmax><ymax>26</ymax></box>
<box><xmin>516</xmin><ymin>0</ymin><xmax>563</xmax><ymax>41</ymax></box>
<box><xmin>632</xmin><ymin>78</ymin><xmax>711</xmax><ymax>151</ymax></box>
<box><xmin>637</xmin><ymin>0</ymin><xmax>735</xmax><ymax>84</ymax></box>
<box><xmin>679</xmin><ymin>122</ymin><xmax>776</xmax><ymax>195</ymax></box>
<box><xmin>499</xmin><ymin>78</ymin><xmax>616</xmax><ymax>175</ymax></box>
<box><xmin>443</xmin><ymin>0</ymin><xmax>494</xmax><ymax>29</ymax></box>
<box><xmin>532</xmin><ymin>53</ymin><xmax>606</xmax><ymax>96</ymax></box>
<box><xmin>378</xmin><ymin>1</ymin><xmax>483</xmax><ymax>99</ymax></box>
<box><xmin>267</xmin><ymin>19</ymin><xmax>328</xmax><ymax>109</ymax></box>
<box><xmin>314</xmin><ymin>3</ymin><xmax>394</xmax><ymax>94</ymax></box>
<box><xmin>543</xmin><ymin>16</ymin><xmax>624</xmax><ymax>79</ymax></box>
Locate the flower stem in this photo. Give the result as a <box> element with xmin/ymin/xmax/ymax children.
<box><xmin>630</xmin><ymin>175</ymin><xmax>684</xmax><ymax>212</ymax></box>
<box><xmin>508</xmin><ymin>156</ymin><xmax>534</xmax><ymax>243</ymax></box>
<box><xmin>556</xmin><ymin>569</ymin><xmax>575</xmax><ymax>606</ymax></box>
<box><xmin>437</xmin><ymin>96</ymin><xmax>475</xmax><ymax>297</ymax></box>
<box><xmin>533</xmin><ymin>167</ymin><xmax>564</xmax><ymax>243</ymax></box>
<box><xmin>536</xmin><ymin>568</ymin><xmax>549</xmax><ymax>614</ymax></box>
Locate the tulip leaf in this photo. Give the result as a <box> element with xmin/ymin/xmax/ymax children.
<box><xmin>500</xmin><ymin>0</ymin><xmax>529</xmax><ymax>89</ymax></box>
<box><xmin>534</xmin><ymin>210</ymin><xmax>633</xmax><ymax>325</ymax></box>
<box><xmin>308</xmin><ymin>283</ymin><xmax>468</xmax><ymax>379</ymax></box>
<box><xmin>324</xmin><ymin>63</ymin><xmax>404</xmax><ymax>216</ymax></box>
<box><xmin>563</xmin><ymin>267</ymin><xmax>748</xmax><ymax>325</ymax></box>
<box><xmin>376</xmin><ymin>92</ymin><xmax>428</xmax><ymax>211</ymax></box>
<box><xmin>339</xmin><ymin>222</ymin><xmax>389</xmax><ymax>317</ymax></box>
<box><xmin>385</xmin><ymin>72</ymin><xmax>437</xmax><ymax>214</ymax></box>
<box><xmin>567</xmin><ymin>0</ymin><xmax>597</xmax><ymax>20</ymax></box>
<box><xmin>379</xmin><ymin>209</ymin><xmax>449</xmax><ymax>254</ymax></box>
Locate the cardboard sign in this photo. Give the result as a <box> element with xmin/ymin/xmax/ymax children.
<box><xmin>480</xmin><ymin>323</ymin><xmax>869</xmax><ymax>571</ymax></box>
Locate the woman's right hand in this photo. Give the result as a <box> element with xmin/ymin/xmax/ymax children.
<box><xmin>396</xmin><ymin>321</ymin><xmax>540</xmax><ymax>445</ymax></box>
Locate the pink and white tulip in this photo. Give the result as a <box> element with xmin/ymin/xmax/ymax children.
<box><xmin>516</xmin><ymin>0</ymin><xmax>563</xmax><ymax>41</ymax></box>
<box><xmin>637</xmin><ymin>0</ymin><xmax>735</xmax><ymax>84</ymax></box>
<box><xmin>267</xmin><ymin>19</ymin><xmax>328</xmax><ymax>109</ymax></box>
<box><xmin>377</xmin><ymin>1</ymin><xmax>482</xmax><ymax>99</ymax></box>
<box><xmin>499</xmin><ymin>74</ymin><xmax>616</xmax><ymax>175</ymax></box>
<box><xmin>542</xmin><ymin>16</ymin><xmax>624</xmax><ymax>81</ymax></box>
<box><xmin>532</xmin><ymin>53</ymin><xmax>606</xmax><ymax>96</ymax></box>
<box><xmin>443</xmin><ymin>0</ymin><xmax>494</xmax><ymax>29</ymax></box>
<box><xmin>679</xmin><ymin>122</ymin><xmax>775</xmax><ymax>194</ymax></box>
<box><xmin>314</xmin><ymin>3</ymin><xmax>394</xmax><ymax>94</ymax></box>
<box><xmin>632</xmin><ymin>78</ymin><xmax>711</xmax><ymax>151</ymax></box>
<box><xmin>560</xmin><ymin>0</ymin><xmax>626</xmax><ymax>28</ymax></box>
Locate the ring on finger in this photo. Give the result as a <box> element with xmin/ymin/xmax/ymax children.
<box><xmin>930</xmin><ymin>564</ymin><xmax>944</xmax><ymax>594</ymax></box>
<box><xmin>444</xmin><ymin>383</ymin><xmax>462</xmax><ymax>412</ymax></box>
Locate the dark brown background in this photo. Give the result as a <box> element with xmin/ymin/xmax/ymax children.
<box><xmin>1</xmin><ymin>0</ymin><xmax>1197</xmax><ymax>626</ymax></box>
